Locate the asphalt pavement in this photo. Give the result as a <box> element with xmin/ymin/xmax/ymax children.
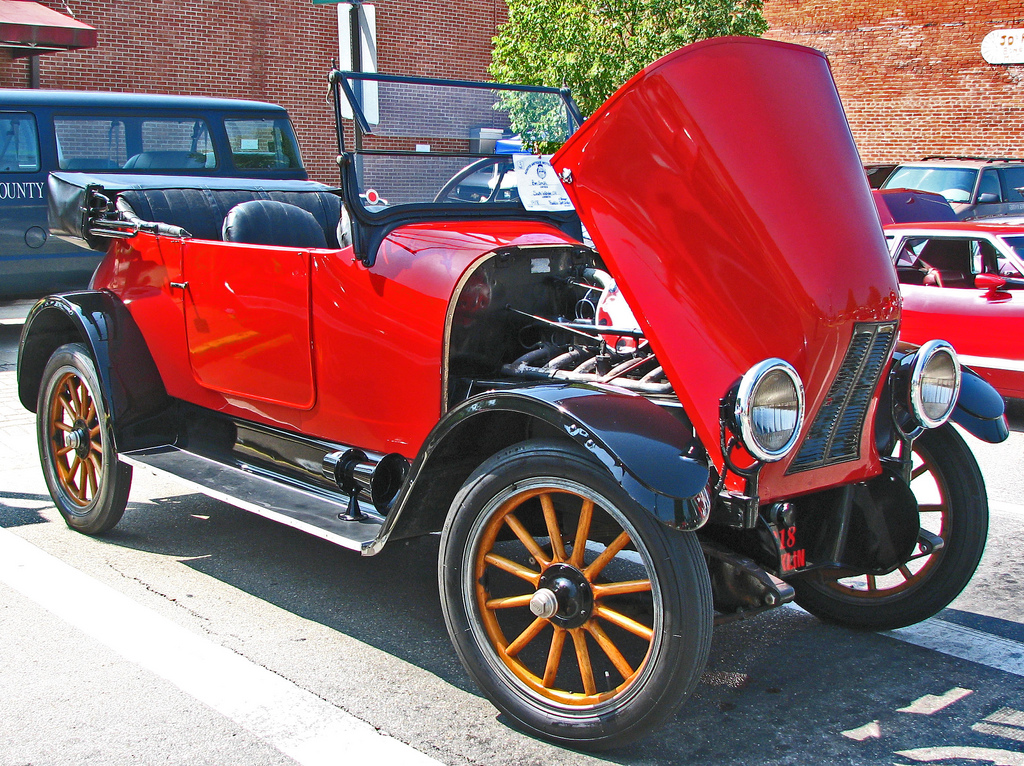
<box><xmin>2</xmin><ymin>297</ymin><xmax>1024</xmax><ymax>766</ymax></box>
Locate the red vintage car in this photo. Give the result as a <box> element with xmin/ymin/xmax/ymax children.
<box><xmin>888</xmin><ymin>218</ymin><xmax>1024</xmax><ymax>400</ymax></box>
<box><xmin>17</xmin><ymin>38</ymin><xmax>1008</xmax><ymax>748</ymax></box>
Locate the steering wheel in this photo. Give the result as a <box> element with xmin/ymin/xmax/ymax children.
<box><xmin>433</xmin><ymin>157</ymin><xmax>517</xmax><ymax>203</ymax></box>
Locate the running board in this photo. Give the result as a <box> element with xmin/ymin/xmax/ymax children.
<box><xmin>120</xmin><ymin>445</ymin><xmax>383</xmax><ymax>552</ymax></box>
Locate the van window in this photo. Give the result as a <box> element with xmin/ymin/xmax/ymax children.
<box><xmin>55</xmin><ymin>118</ymin><xmax>128</xmax><ymax>169</ymax></box>
<box><xmin>0</xmin><ymin>112</ymin><xmax>40</xmax><ymax>172</ymax></box>
<box><xmin>225</xmin><ymin>118</ymin><xmax>301</xmax><ymax>170</ymax></box>
<box><xmin>1002</xmin><ymin>167</ymin><xmax>1024</xmax><ymax>202</ymax></box>
<box><xmin>55</xmin><ymin>116</ymin><xmax>217</xmax><ymax>170</ymax></box>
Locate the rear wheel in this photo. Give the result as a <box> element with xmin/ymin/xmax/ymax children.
<box><xmin>792</xmin><ymin>424</ymin><xmax>987</xmax><ymax>630</ymax></box>
<box><xmin>37</xmin><ymin>343</ymin><xmax>132</xmax><ymax>535</ymax></box>
<box><xmin>439</xmin><ymin>440</ymin><xmax>712</xmax><ymax>749</ymax></box>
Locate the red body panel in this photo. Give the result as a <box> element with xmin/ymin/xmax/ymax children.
<box><xmin>551</xmin><ymin>37</ymin><xmax>900</xmax><ymax>500</ymax></box>
<box><xmin>888</xmin><ymin>220</ymin><xmax>1024</xmax><ymax>400</ymax></box>
<box><xmin>96</xmin><ymin>223</ymin><xmax>581</xmax><ymax>457</ymax></box>
<box><xmin>900</xmin><ymin>283</ymin><xmax>1024</xmax><ymax>398</ymax></box>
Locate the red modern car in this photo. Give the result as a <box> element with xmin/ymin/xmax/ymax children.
<box><xmin>17</xmin><ymin>38</ymin><xmax>1008</xmax><ymax>748</ymax></box>
<box><xmin>888</xmin><ymin>218</ymin><xmax>1024</xmax><ymax>400</ymax></box>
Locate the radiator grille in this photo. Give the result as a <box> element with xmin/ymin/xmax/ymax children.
<box><xmin>787</xmin><ymin>322</ymin><xmax>897</xmax><ymax>474</ymax></box>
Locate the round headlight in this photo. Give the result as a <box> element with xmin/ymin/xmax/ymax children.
<box><xmin>734</xmin><ymin>359</ymin><xmax>805</xmax><ymax>462</ymax></box>
<box><xmin>910</xmin><ymin>340</ymin><xmax>960</xmax><ymax>428</ymax></box>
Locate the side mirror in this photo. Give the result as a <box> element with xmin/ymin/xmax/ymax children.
<box><xmin>978</xmin><ymin>192</ymin><xmax>1000</xmax><ymax>203</ymax></box>
<box><xmin>976</xmin><ymin>272</ymin><xmax>1024</xmax><ymax>291</ymax></box>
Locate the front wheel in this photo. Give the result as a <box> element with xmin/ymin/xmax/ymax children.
<box><xmin>438</xmin><ymin>440</ymin><xmax>712</xmax><ymax>749</ymax></box>
<box><xmin>792</xmin><ymin>424</ymin><xmax>987</xmax><ymax>630</ymax></box>
<box><xmin>36</xmin><ymin>342</ymin><xmax>132</xmax><ymax>535</ymax></box>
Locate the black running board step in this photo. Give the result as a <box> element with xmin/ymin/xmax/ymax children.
<box><xmin>120</xmin><ymin>445</ymin><xmax>383</xmax><ymax>552</ymax></box>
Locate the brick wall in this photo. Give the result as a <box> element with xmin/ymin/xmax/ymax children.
<box><xmin>1</xmin><ymin>0</ymin><xmax>504</xmax><ymax>183</ymax></box>
<box><xmin>763</xmin><ymin>1</ymin><xmax>1024</xmax><ymax>163</ymax></box>
<box><xmin>8</xmin><ymin>2</ymin><xmax>1020</xmax><ymax>171</ymax></box>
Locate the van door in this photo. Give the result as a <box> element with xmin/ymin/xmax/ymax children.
<box><xmin>0</xmin><ymin>109</ymin><xmax>102</xmax><ymax>297</ymax></box>
<box><xmin>0</xmin><ymin>111</ymin><xmax>49</xmax><ymax>294</ymax></box>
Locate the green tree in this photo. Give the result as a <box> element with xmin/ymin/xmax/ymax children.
<box><xmin>491</xmin><ymin>0</ymin><xmax>768</xmax><ymax>118</ymax></box>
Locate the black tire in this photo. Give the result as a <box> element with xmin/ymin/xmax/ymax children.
<box><xmin>791</xmin><ymin>424</ymin><xmax>987</xmax><ymax>630</ymax></box>
<box><xmin>36</xmin><ymin>342</ymin><xmax>132</xmax><ymax>535</ymax></box>
<box><xmin>438</xmin><ymin>440</ymin><xmax>712</xmax><ymax>750</ymax></box>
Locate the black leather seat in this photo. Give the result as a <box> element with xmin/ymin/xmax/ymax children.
<box><xmin>222</xmin><ymin>200</ymin><xmax>328</xmax><ymax>248</ymax></box>
<box><xmin>918</xmin><ymin>239</ymin><xmax>972</xmax><ymax>288</ymax></box>
<box><xmin>118</xmin><ymin>187</ymin><xmax>343</xmax><ymax>246</ymax></box>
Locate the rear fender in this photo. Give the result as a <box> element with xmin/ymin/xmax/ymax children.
<box><xmin>369</xmin><ymin>384</ymin><xmax>711</xmax><ymax>553</ymax></box>
<box><xmin>17</xmin><ymin>292</ymin><xmax>170</xmax><ymax>452</ymax></box>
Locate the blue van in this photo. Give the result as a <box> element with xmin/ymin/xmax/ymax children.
<box><xmin>0</xmin><ymin>90</ymin><xmax>308</xmax><ymax>297</ymax></box>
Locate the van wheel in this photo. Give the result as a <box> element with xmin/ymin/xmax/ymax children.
<box><xmin>438</xmin><ymin>440</ymin><xmax>712</xmax><ymax>749</ymax></box>
<box><xmin>37</xmin><ymin>343</ymin><xmax>132</xmax><ymax>535</ymax></box>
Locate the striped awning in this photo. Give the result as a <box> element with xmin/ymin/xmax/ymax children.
<box><xmin>0</xmin><ymin>0</ymin><xmax>96</xmax><ymax>56</ymax></box>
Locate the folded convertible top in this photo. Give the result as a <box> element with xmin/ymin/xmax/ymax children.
<box><xmin>49</xmin><ymin>171</ymin><xmax>338</xmax><ymax>248</ymax></box>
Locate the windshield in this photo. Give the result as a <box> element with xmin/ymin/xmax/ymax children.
<box><xmin>883</xmin><ymin>166</ymin><xmax>978</xmax><ymax>203</ymax></box>
<box><xmin>1004</xmin><ymin>236</ymin><xmax>1024</xmax><ymax>266</ymax></box>
<box><xmin>336</xmin><ymin>73</ymin><xmax>580</xmax><ymax>209</ymax></box>
<box><xmin>225</xmin><ymin>118</ymin><xmax>302</xmax><ymax>170</ymax></box>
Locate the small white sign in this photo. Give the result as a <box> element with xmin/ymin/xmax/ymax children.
<box><xmin>982</xmin><ymin>29</ymin><xmax>1024</xmax><ymax>64</ymax></box>
<box><xmin>513</xmin><ymin>154</ymin><xmax>575</xmax><ymax>212</ymax></box>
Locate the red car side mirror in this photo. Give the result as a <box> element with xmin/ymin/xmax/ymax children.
<box><xmin>975</xmin><ymin>273</ymin><xmax>1007</xmax><ymax>291</ymax></box>
<box><xmin>976</xmin><ymin>272</ymin><xmax>1024</xmax><ymax>291</ymax></box>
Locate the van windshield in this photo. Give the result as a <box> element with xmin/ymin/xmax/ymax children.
<box><xmin>55</xmin><ymin>116</ymin><xmax>217</xmax><ymax>171</ymax></box>
<box><xmin>0</xmin><ymin>112</ymin><xmax>40</xmax><ymax>172</ymax></box>
<box><xmin>225</xmin><ymin>118</ymin><xmax>301</xmax><ymax>170</ymax></box>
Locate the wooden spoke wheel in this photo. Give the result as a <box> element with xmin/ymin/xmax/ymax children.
<box><xmin>37</xmin><ymin>343</ymin><xmax>132</xmax><ymax>535</ymax></box>
<box><xmin>439</xmin><ymin>440</ymin><xmax>712</xmax><ymax>750</ymax></box>
<box><xmin>792</xmin><ymin>424</ymin><xmax>987</xmax><ymax>630</ymax></box>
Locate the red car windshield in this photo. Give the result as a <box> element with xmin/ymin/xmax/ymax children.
<box><xmin>334</xmin><ymin>73</ymin><xmax>580</xmax><ymax>209</ymax></box>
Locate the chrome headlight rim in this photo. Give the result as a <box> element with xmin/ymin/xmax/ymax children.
<box><xmin>910</xmin><ymin>340</ymin><xmax>961</xmax><ymax>429</ymax></box>
<box><xmin>734</xmin><ymin>358</ymin><xmax>805</xmax><ymax>463</ymax></box>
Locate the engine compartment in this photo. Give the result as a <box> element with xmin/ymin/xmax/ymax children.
<box><xmin>446</xmin><ymin>244</ymin><xmax>676</xmax><ymax>410</ymax></box>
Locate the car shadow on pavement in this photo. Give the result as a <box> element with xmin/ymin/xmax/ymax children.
<box><xmin>95</xmin><ymin>491</ymin><xmax>477</xmax><ymax>694</ymax></box>
<box><xmin>0</xmin><ymin>490</ymin><xmax>53</xmax><ymax>527</ymax></box>
<box><xmin>71</xmin><ymin>488</ymin><xmax>1024</xmax><ymax>765</ymax></box>
<box><xmin>1004</xmin><ymin>399</ymin><xmax>1024</xmax><ymax>432</ymax></box>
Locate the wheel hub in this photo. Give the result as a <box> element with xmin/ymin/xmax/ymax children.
<box><xmin>535</xmin><ymin>563</ymin><xmax>594</xmax><ymax>629</ymax></box>
<box><xmin>68</xmin><ymin>419</ymin><xmax>91</xmax><ymax>458</ymax></box>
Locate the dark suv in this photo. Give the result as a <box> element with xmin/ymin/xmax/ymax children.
<box><xmin>882</xmin><ymin>156</ymin><xmax>1024</xmax><ymax>220</ymax></box>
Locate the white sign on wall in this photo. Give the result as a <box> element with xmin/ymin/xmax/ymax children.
<box><xmin>982</xmin><ymin>29</ymin><xmax>1024</xmax><ymax>65</ymax></box>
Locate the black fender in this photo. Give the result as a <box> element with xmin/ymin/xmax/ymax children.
<box><xmin>951</xmin><ymin>366</ymin><xmax>1009</xmax><ymax>443</ymax></box>
<box><xmin>17</xmin><ymin>291</ymin><xmax>170</xmax><ymax>452</ymax></box>
<box><xmin>369</xmin><ymin>383</ymin><xmax>711</xmax><ymax>553</ymax></box>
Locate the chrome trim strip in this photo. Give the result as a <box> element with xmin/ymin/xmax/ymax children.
<box><xmin>120</xmin><ymin>446</ymin><xmax>383</xmax><ymax>552</ymax></box>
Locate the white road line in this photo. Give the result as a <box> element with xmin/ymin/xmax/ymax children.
<box><xmin>896</xmin><ymin>746</ymin><xmax>1024</xmax><ymax>765</ymax></box>
<box><xmin>990</xmin><ymin>500</ymin><xmax>1024</xmax><ymax>517</ymax></box>
<box><xmin>841</xmin><ymin>720</ymin><xmax>881</xmax><ymax>741</ymax></box>
<box><xmin>897</xmin><ymin>687</ymin><xmax>972</xmax><ymax>715</ymax></box>
<box><xmin>973</xmin><ymin>707</ymin><xmax>1024</xmax><ymax>744</ymax></box>
<box><xmin>0</xmin><ymin>527</ymin><xmax>442</xmax><ymax>766</ymax></box>
<box><xmin>885</xmin><ymin>619</ymin><xmax>1024</xmax><ymax>678</ymax></box>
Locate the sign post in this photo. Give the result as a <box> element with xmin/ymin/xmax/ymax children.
<box><xmin>312</xmin><ymin>0</ymin><xmax>378</xmax><ymax>122</ymax></box>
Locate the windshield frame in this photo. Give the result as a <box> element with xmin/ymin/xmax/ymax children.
<box><xmin>329</xmin><ymin>70</ymin><xmax>585</xmax><ymax>266</ymax></box>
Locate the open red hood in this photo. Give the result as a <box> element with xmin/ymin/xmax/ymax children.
<box><xmin>551</xmin><ymin>37</ymin><xmax>900</xmax><ymax>496</ymax></box>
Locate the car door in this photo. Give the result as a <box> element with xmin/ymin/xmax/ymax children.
<box><xmin>896</xmin><ymin>234</ymin><xmax>1024</xmax><ymax>398</ymax></box>
<box><xmin>181</xmin><ymin>238</ymin><xmax>316</xmax><ymax>409</ymax></box>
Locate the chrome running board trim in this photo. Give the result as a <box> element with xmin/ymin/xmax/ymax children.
<box><xmin>120</xmin><ymin>445</ymin><xmax>383</xmax><ymax>553</ymax></box>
